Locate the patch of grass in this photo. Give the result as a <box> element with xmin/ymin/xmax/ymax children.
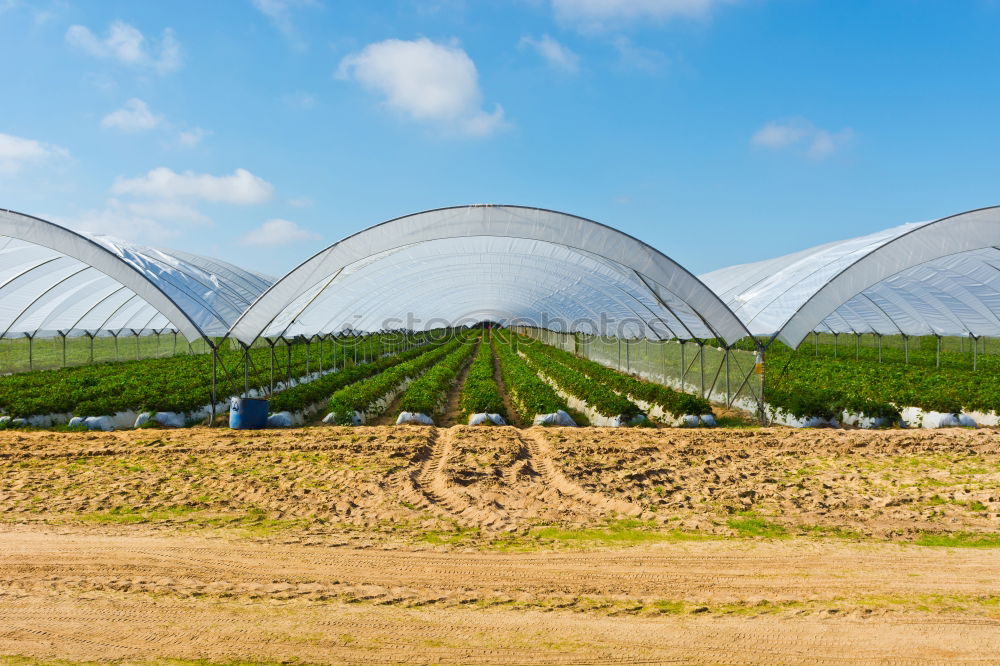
<box><xmin>799</xmin><ymin>524</ymin><xmax>863</xmax><ymax>540</ymax></box>
<box><xmin>529</xmin><ymin>519</ymin><xmax>713</xmax><ymax>547</ymax></box>
<box><xmin>913</xmin><ymin>532</ymin><xmax>1000</xmax><ymax>548</ymax></box>
<box><xmin>652</xmin><ymin>599</ymin><xmax>686</xmax><ymax>614</ymax></box>
<box><xmin>727</xmin><ymin>515</ymin><xmax>788</xmax><ymax>538</ymax></box>
<box><xmin>417</xmin><ymin>525</ymin><xmax>481</xmax><ymax>546</ymax></box>
<box><xmin>79</xmin><ymin>505</ymin><xmax>308</xmax><ymax>537</ymax></box>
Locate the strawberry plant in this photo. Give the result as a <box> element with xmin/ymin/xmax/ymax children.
<box><xmin>458</xmin><ymin>334</ymin><xmax>506</xmax><ymax>418</ymax></box>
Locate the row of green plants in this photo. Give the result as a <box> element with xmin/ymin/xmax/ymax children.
<box><xmin>800</xmin><ymin>335</ymin><xmax>999</xmax><ymax>372</ymax></box>
<box><xmin>516</xmin><ymin>337</ymin><xmax>640</xmax><ymax>419</ymax></box>
<box><xmin>396</xmin><ymin>339</ymin><xmax>478</xmax><ymax>418</ymax></box>
<box><xmin>765</xmin><ymin>343</ymin><xmax>1000</xmax><ymax>419</ymax></box>
<box><xmin>458</xmin><ymin>334</ymin><xmax>507</xmax><ymax>419</ymax></box>
<box><xmin>269</xmin><ymin>339</ymin><xmax>440</xmax><ymax>414</ymax></box>
<box><xmin>492</xmin><ymin>334</ymin><xmax>568</xmax><ymax>422</ymax></box>
<box><xmin>524</xmin><ymin>337</ymin><xmax>712</xmax><ymax>418</ymax></box>
<box><xmin>326</xmin><ymin>335</ymin><xmax>470</xmax><ymax>424</ymax></box>
<box><xmin>0</xmin><ymin>333</ymin><xmax>410</xmax><ymax>419</ymax></box>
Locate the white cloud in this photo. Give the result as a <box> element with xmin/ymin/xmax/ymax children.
<box><xmin>552</xmin><ymin>0</ymin><xmax>739</xmax><ymax>30</ymax></box>
<box><xmin>337</xmin><ymin>37</ymin><xmax>506</xmax><ymax>137</ymax></box>
<box><xmin>0</xmin><ymin>132</ymin><xmax>69</xmax><ymax>174</ymax></box>
<box><xmin>176</xmin><ymin>127</ymin><xmax>210</xmax><ymax>147</ymax></box>
<box><xmin>751</xmin><ymin>119</ymin><xmax>855</xmax><ymax>160</ymax></box>
<box><xmin>111</xmin><ymin>167</ymin><xmax>274</xmax><ymax>204</ymax></box>
<box><xmin>123</xmin><ymin>199</ymin><xmax>210</xmax><ymax>224</ymax></box>
<box><xmin>57</xmin><ymin>202</ymin><xmax>178</xmax><ymax>244</ymax></box>
<box><xmin>288</xmin><ymin>197</ymin><xmax>313</xmax><ymax>208</ymax></box>
<box><xmin>519</xmin><ymin>34</ymin><xmax>580</xmax><ymax>74</ymax></box>
<box><xmin>239</xmin><ymin>218</ymin><xmax>320</xmax><ymax>246</ymax></box>
<box><xmin>101</xmin><ymin>98</ymin><xmax>164</xmax><ymax>132</ymax></box>
<box><xmin>251</xmin><ymin>0</ymin><xmax>316</xmax><ymax>50</ymax></box>
<box><xmin>66</xmin><ymin>20</ymin><xmax>182</xmax><ymax>74</ymax></box>
<box><xmin>612</xmin><ymin>36</ymin><xmax>669</xmax><ymax>73</ymax></box>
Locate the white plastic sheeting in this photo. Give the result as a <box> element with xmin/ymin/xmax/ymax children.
<box><xmin>0</xmin><ymin>209</ymin><xmax>273</xmax><ymax>340</ymax></box>
<box><xmin>228</xmin><ymin>205</ymin><xmax>751</xmax><ymax>345</ymax></box>
<box><xmin>700</xmin><ymin>207</ymin><xmax>1000</xmax><ymax>347</ymax></box>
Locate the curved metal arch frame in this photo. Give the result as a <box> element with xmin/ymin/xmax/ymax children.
<box><xmin>0</xmin><ymin>208</ymin><xmax>276</xmax><ymax>343</ymax></box>
<box><xmin>720</xmin><ymin>206</ymin><xmax>1000</xmax><ymax>348</ymax></box>
<box><xmin>0</xmin><ymin>209</ymin><xmax>210</xmax><ymax>341</ymax></box>
<box><xmin>227</xmin><ymin>204</ymin><xmax>752</xmax><ymax>345</ymax></box>
<box><xmin>268</xmin><ymin>244</ymin><xmax>693</xmax><ymax>340</ymax></box>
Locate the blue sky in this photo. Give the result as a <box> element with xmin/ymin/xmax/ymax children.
<box><xmin>1</xmin><ymin>0</ymin><xmax>999</xmax><ymax>276</ymax></box>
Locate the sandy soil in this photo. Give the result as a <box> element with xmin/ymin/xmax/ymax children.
<box><xmin>1</xmin><ymin>426</ymin><xmax>999</xmax><ymax>664</ymax></box>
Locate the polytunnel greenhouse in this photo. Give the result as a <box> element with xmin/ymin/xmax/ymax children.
<box><xmin>0</xmin><ymin>203</ymin><xmax>998</xmax><ymax>428</ymax></box>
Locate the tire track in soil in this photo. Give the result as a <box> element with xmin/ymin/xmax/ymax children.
<box><xmin>519</xmin><ymin>429</ymin><xmax>645</xmax><ymax>519</ymax></box>
<box><xmin>400</xmin><ymin>427</ymin><xmax>509</xmax><ymax>530</ymax></box>
<box><xmin>3</xmin><ymin>596</ymin><xmax>1000</xmax><ymax>665</ymax></box>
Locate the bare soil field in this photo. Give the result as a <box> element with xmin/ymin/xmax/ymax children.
<box><xmin>1</xmin><ymin>426</ymin><xmax>999</xmax><ymax>664</ymax></box>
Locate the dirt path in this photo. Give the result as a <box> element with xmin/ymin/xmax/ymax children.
<box><xmin>491</xmin><ymin>340</ymin><xmax>523</xmax><ymax>427</ymax></box>
<box><xmin>1</xmin><ymin>526</ymin><xmax>999</xmax><ymax>664</ymax></box>
<box><xmin>440</xmin><ymin>341</ymin><xmax>478</xmax><ymax>427</ymax></box>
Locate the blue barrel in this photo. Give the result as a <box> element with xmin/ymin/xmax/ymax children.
<box><xmin>229</xmin><ymin>397</ymin><xmax>269</xmax><ymax>429</ymax></box>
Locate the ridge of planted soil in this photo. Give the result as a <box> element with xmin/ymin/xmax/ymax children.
<box><xmin>492</xmin><ymin>342</ymin><xmax>524</xmax><ymax>427</ymax></box>
<box><xmin>2</xmin><ymin>426</ymin><xmax>1000</xmax><ymax>664</ymax></box>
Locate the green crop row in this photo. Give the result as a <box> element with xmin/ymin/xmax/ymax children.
<box><xmin>269</xmin><ymin>340</ymin><xmax>439</xmax><ymax>414</ymax></box>
<box><xmin>517</xmin><ymin>338</ymin><xmax>639</xmax><ymax>419</ymax></box>
<box><xmin>327</xmin><ymin>336</ymin><xmax>468</xmax><ymax>424</ymax></box>
<box><xmin>493</xmin><ymin>335</ymin><xmax>567</xmax><ymax>422</ymax></box>
<box><xmin>764</xmin><ymin>344</ymin><xmax>1000</xmax><ymax>419</ymax></box>
<box><xmin>0</xmin><ymin>332</ymin><xmax>421</xmax><ymax>419</ymax></box>
<box><xmin>396</xmin><ymin>338</ymin><xmax>477</xmax><ymax>418</ymax></box>
<box><xmin>459</xmin><ymin>334</ymin><xmax>507</xmax><ymax>418</ymax></box>
<box><xmin>522</xmin><ymin>338</ymin><xmax>712</xmax><ymax>418</ymax></box>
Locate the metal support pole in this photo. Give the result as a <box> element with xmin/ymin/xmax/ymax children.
<box><xmin>973</xmin><ymin>334</ymin><xmax>978</xmax><ymax>371</ymax></box>
<box><xmin>725</xmin><ymin>346</ymin><xmax>731</xmax><ymax>406</ymax></box>
<box><xmin>156</xmin><ymin>332</ymin><xmax>160</xmax><ymax>357</ymax></box>
<box><xmin>210</xmin><ymin>344</ymin><xmax>217</xmax><ymax>426</ymax></box>
<box><xmin>904</xmin><ymin>335</ymin><xmax>909</xmax><ymax>364</ymax></box>
<box><xmin>815</xmin><ymin>331</ymin><xmax>819</xmax><ymax>356</ymax></box>
<box><xmin>173</xmin><ymin>331</ymin><xmax>177</xmax><ymax>356</ymax></box>
<box><xmin>680</xmin><ymin>341</ymin><xmax>686</xmax><ymax>391</ymax></box>
<box><xmin>269</xmin><ymin>340</ymin><xmax>276</xmax><ymax>394</ymax></box>
<box><xmin>878</xmin><ymin>334</ymin><xmax>882</xmax><ymax>363</ymax></box>
<box><xmin>855</xmin><ymin>333</ymin><xmax>860</xmax><ymax>360</ymax></box>
<box><xmin>243</xmin><ymin>344</ymin><xmax>249</xmax><ymax>397</ymax></box>
<box><xmin>699</xmin><ymin>341</ymin><xmax>705</xmax><ymax>398</ymax></box>
<box><xmin>756</xmin><ymin>345</ymin><xmax>767</xmax><ymax>425</ymax></box>
<box><xmin>60</xmin><ymin>332</ymin><xmax>66</xmax><ymax>368</ymax></box>
<box><xmin>625</xmin><ymin>338</ymin><xmax>630</xmax><ymax>374</ymax></box>
<box><xmin>306</xmin><ymin>338</ymin><xmax>311</xmax><ymax>375</ymax></box>
<box><xmin>26</xmin><ymin>333</ymin><xmax>33</xmax><ymax>371</ymax></box>
<box><xmin>617</xmin><ymin>337</ymin><xmax>622</xmax><ymax>370</ymax></box>
<box><xmin>319</xmin><ymin>335</ymin><xmax>323</xmax><ymax>373</ymax></box>
<box><xmin>833</xmin><ymin>333</ymin><xmax>838</xmax><ymax>358</ymax></box>
<box><xmin>88</xmin><ymin>333</ymin><xmax>94</xmax><ymax>364</ymax></box>
<box><xmin>936</xmin><ymin>335</ymin><xmax>941</xmax><ymax>368</ymax></box>
<box><xmin>286</xmin><ymin>338</ymin><xmax>292</xmax><ymax>386</ymax></box>
<box><xmin>113</xmin><ymin>332</ymin><xmax>119</xmax><ymax>361</ymax></box>
<box><xmin>134</xmin><ymin>331</ymin><xmax>140</xmax><ymax>360</ymax></box>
